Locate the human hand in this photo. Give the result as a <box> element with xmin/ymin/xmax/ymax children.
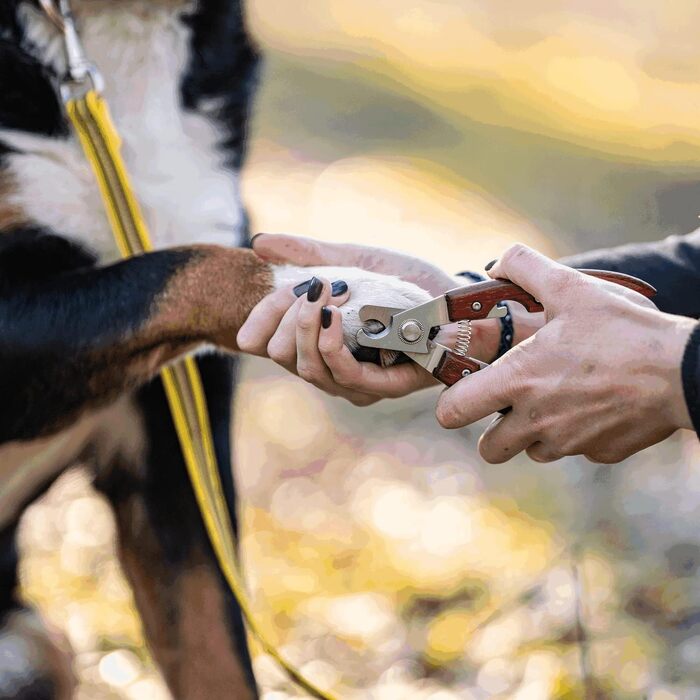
<box><xmin>436</xmin><ymin>244</ymin><xmax>695</xmax><ymax>464</ymax></box>
<box><xmin>238</xmin><ymin>270</ymin><xmax>436</xmax><ymax>405</ymax></box>
<box><xmin>238</xmin><ymin>234</ymin><xmax>528</xmax><ymax>403</ymax></box>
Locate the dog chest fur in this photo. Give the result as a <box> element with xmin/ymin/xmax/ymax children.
<box><xmin>3</xmin><ymin>0</ymin><xmax>247</xmax><ymax>263</ymax></box>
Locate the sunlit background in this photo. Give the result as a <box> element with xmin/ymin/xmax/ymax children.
<box><xmin>19</xmin><ymin>1</ymin><xmax>700</xmax><ymax>698</ymax></box>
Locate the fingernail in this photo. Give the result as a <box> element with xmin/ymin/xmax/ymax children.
<box><xmin>321</xmin><ymin>306</ymin><xmax>333</xmax><ymax>329</ymax></box>
<box><xmin>484</xmin><ymin>259</ymin><xmax>497</xmax><ymax>271</ymax></box>
<box><xmin>307</xmin><ymin>277</ymin><xmax>323</xmax><ymax>302</ymax></box>
<box><xmin>293</xmin><ymin>279</ymin><xmax>312</xmax><ymax>297</ymax></box>
<box><xmin>331</xmin><ymin>280</ymin><xmax>348</xmax><ymax>297</ymax></box>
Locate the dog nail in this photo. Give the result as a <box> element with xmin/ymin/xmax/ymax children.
<box><xmin>484</xmin><ymin>259</ymin><xmax>497</xmax><ymax>271</ymax></box>
<box><xmin>331</xmin><ymin>280</ymin><xmax>348</xmax><ymax>297</ymax></box>
<box><xmin>307</xmin><ymin>277</ymin><xmax>323</xmax><ymax>302</ymax></box>
<box><xmin>293</xmin><ymin>279</ymin><xmax>312</xmax><ymax>297</ymax></box>
<box><xmin>321</xmin><ymin>306</ymin><xmax>333</xmax><ymax>329</ymax></box>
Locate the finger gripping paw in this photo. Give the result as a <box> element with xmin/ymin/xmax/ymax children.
<box><xmin>296</xmin><ymin>363</ymin><xmax>320</xmax><ymax>382</ymax></box>
<box><xmin>267</xmin><ymin>339</ymin><xmax>292</xmax><ymax>364</ymax></box>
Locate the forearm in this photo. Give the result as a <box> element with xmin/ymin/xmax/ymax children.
<box><xmin>560</xmin><ymin>229</ymin><xmax>700</xmax><ymax>318</ymax></box>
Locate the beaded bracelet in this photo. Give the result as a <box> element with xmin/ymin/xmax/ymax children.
<box><xmin>457</xmin><ymin>271</ymin><xmax>514</xmax><ymax>360</ymax></box>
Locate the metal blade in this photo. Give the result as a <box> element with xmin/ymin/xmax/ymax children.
<box><xmin>358</xmin><ymin>305</ymin><xmax>403</xmax><ymax>327</ymax></box>
<box><xmin>404</xmin><ymin>345</ymin><xmax>446</xmax><ymax>375</ymax></box>
<box><xmin>486</xmin><ymin>304</ymin><xmax>508</xmax><ymax>319</ymax></box>
<box><xmin>356</xmin><ymin>296</ymin><xmax>450</xmax><ymax>354</ymax></box>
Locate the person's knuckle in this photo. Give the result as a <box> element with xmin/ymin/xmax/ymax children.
<box><xmin>547</xmin><ymin>267</ymin><xmax>579</xmax><ymax>297</ymax></box>
<box><xmin>236</xmin><ymin>331</ymin><xmax>255</xmax><ymax>353</ymax></box>
<box><xmin>296</xmin><ymin>362</ymin><xmax>319</xmax><ymax>382</ymax></box>
<box><xmin>526</xmin><ymin>445</ymin><xmax>551</xmax><ymax>463</ymax></box>
<box><xmin>524</xmin><ymin>405</ymin><xmax>549</xmax><ymax>436</ymax></box>
<box><xmin>502</xmin><ymin>242</ymin><xmax>530</xmax><ymax>264</ymax></box>
<box><xmin>348</xmin><ymin>395</ymin><xmax>376</xmax><ymax>407</ymax></box>
<box><xmin>318</xmin><ymin>336</ymin><xmax>339</xmax><ymax>356</ymax></box>
<box><xmin>266</xmin><ymin>338</ymin><xmax>289</xmax><ymax>363</ymax></box>
<box><xmin>296</xmin><ymin>314</ymin><xmax>316</xmax><ymax>334</ymax></box>
<box><xmin>586</xmin><ymin>449</ymin><xmax>622</xmax><ymax>465</ymax></box>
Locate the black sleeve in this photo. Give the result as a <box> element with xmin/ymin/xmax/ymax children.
<box><xmin>559</xmin><ymin>229</ymin><xmax>700</xmax><ymax>437</ymax></box>
<box><xmin>683</xmin><ymin>325</ymin><xmax>700</xmax><ymax>435</ymax></box>
<box><xmin>560</xmin><ymin>229</ymin><xmax>700</xmax><ymax>319</ymax></box>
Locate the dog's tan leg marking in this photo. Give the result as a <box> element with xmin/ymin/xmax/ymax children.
<box><xmin>113</xmin><ymin>494</ymin><xmax>256</xmax><ymax>700</ymax></box>
<box><xmin>156</xmin><ymin>245</ymin><xmax>275</xmax><ymax>351</ymax></box>
<box><xmin>88</xmin><ymin>246</ymin><xmax>274</xmax><ymax>386</ymax></box>
<box><xmin>7</xmin><ymin>245</ymin><xmax>276</xmax><ymax>440</ymax></box>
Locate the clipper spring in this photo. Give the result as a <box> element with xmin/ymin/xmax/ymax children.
<box><xmin>454</xmin><ymin>319</ymin><xmax>472</xmax><ymax>357</ymax></box>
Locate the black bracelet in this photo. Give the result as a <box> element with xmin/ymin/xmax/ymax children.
<box><xmin>495</xmin><ymin>302</ymin><xmax>513</xmax><ymax>359</ymax></box>
<box><xmin>457</xmin><ymin>271</ymin><xmax>513</xmax><ymax>360</ymax></box>
<box><xmin>458</xmin><ymin>270</ymin><xmax>487</xmax><ymax>284</ymax></box>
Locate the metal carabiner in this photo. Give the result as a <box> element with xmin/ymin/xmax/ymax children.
<box><xmin>36</xmin><ymin>0</ymin><xmax>103</xmax><ymax>96</ymax></box>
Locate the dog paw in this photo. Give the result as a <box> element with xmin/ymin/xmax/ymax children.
<box><xmin>274</xmin><ymin>265</ymin><xmax>432</xmax><ymax>365</ymax></box>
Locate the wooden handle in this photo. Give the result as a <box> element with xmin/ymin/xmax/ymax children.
<box><xmin>434</xmin><ymin>351</ymin><xmax>512</xmax><ymax>413</ymax></box>
<box><xmin>433</xmin><ymin>351</ymin><xmax>487</xmax><ymax>386</ymax></box>
<box><xmin>445</xmin><ymin>269</ymin><xmax>656</xmax><ymax>321</ymax></box>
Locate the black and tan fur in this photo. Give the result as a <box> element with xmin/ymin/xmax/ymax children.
<box><xmin>0</xmin><ymin>2</ymin><xmax>430</xmax><ymax>698</ymax></box>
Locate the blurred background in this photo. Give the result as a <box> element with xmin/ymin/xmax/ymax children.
<box><xmin>18</xmin><ymin>1</ymin><xmax>700</xmax><ymax>698</ymax></box>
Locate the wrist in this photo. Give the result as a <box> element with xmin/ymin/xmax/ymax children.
<box><xmin>662</xmin><ymin>315</ymin><xmax>696</xmax><ymax>431</ymax></box>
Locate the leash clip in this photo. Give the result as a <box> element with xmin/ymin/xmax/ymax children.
<box><xmin>38</xmin><ymin>0</ymin><xmax>104</xmax><ymax>99</ymax></box>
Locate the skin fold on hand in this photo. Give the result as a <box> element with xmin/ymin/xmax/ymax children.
<box><xmin>435</xmin><ymin>243</ymin><xmax>695</xmax><ymax>465</ymax></box>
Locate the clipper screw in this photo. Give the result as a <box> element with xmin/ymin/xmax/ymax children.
<box><xmin>399</xmin><ymin>320</ymin><xmax>424</xmax><ymax>343</ymax></box>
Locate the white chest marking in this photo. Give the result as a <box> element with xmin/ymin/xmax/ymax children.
<box><xmin>2</xmin><ymin>1</ymin><xmax>244</xmax><ymax>263</ymax></box>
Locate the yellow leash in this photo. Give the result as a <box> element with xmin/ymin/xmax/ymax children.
<box><xmin>47</xmin><ymin>3</ymin><xmax>336</xmax><ymax>697</ymax></box>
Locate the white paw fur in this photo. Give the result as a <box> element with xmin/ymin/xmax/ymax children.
<box><xmin>273</xmin><ymin>266</ymin><xmax>432</xmax><ymax>360</ymax></box>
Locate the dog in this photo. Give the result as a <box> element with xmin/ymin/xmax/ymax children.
<box><xmin>0</xmin><ymin>1</ymin><xmax>431</xmax><ymax>698</ymax></box>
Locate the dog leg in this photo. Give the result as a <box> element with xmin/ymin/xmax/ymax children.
<box><xmin>93</xmin><ymin>353</ymin><xmax>258</xmax><ymax>700</ymax></box>
<box><xmin>1</xmin><ymin>227</ymin><xmax>433</xmax><ymax>444</ymax></box>
<box><xmin>0</xmin><ymin>233</ymin><xmax>275</xmax><ymax>443</ymax></box>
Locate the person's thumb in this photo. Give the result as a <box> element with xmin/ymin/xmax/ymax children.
<box><xmin>252</xmin><ymin>233</ymin><xmax>351</xmax><ymax>267</ymax></box>
<box><xmin>488</xmin><ymin>243</ymin><xmax>585</xmax><ymax>312</ymax></box>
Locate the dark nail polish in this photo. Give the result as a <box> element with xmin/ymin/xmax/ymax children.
<box><xmin>321</xmin><ymin>306</ymin><xmax>333</xmax><ymax>329</ymax></box>
<box><xmin>331</xmin><ymin>280</ymin><xmax>348</xmax><ymax>297</ymax></box>
<box><xmin>307</xmin><ymin>277</ymin><xmax>323</xmax><ymax>302</ymax></box>
<box><xmin>484</xmin><ymin>259</ymin><xmax>497</xmax><ymax>271</ymax></box>
<box><xmin>293</xmin><ymin>279</ymin><xmax>312</xmax><ymax>297</ymax></box>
